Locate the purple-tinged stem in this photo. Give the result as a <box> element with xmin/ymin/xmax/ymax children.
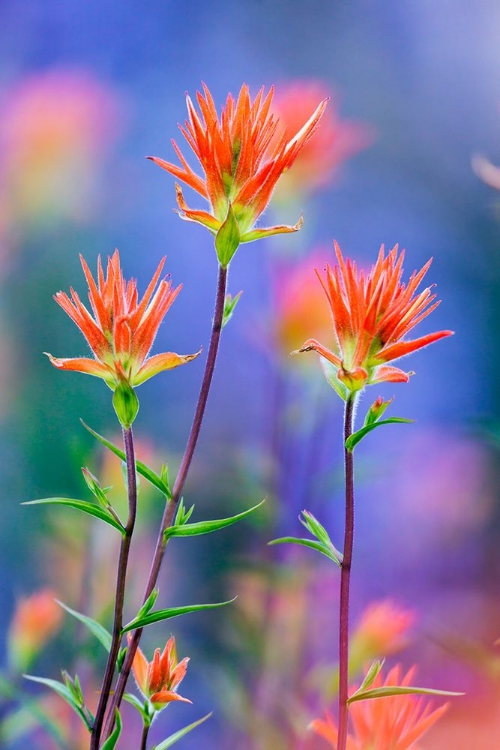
<box><xmin>337</xmin><ymin>393</ymin><xmax>356</xmax><ymax>750</ymax></box>
<box><xmin>91</xmin><ymin>426</ymin><xmax>137</xmax><ymax>750</ymax></box>
<box><xmin>102</xmin><ymin>263</ymin><xmax>228</xmax><ymax>740</ymax></box>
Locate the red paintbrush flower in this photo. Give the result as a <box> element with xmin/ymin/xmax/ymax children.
<box><xmin>310</xmin><ymin>665</ymin><xmax>448</xmax><ymax>750</ymax></box>
<box><xmin>129</xmin><ymin>634</ymin><xmax>191</xmax><ymax>709</ymax></box>
<box><xmin>46</xmin><ymin>250</ymin><xmax>199</xmax><ymax>390</ymax></box>
<box><xmin>149</xmin><ymin>83</ymin><xmax>327</xmax><ymax>248</ymax></box>
<box><xmin>298</xmin><ymin>242</ymin><xmax>453</xmax><ymax>394</ymax></box>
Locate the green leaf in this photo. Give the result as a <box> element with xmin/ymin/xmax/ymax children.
<box><xmin>222</xmin><ymin>291</ymin><xmax>243</xmax><ymax>328</ymax></box>
<box><xmin>56</xmin><ymin>601</ymin><xmax>112</xmax><ymax>653</ymax></box>
<box><xmin>215</xmin><ymin>203</ymin><xmax>240</xmax><ymax>267</ymax></box>
<box><xmin>135</xmin><ymin>588</ymin><xmax>160</xmax><ymax>620</ymax></box>
<box><xmin>122</xmin><ymin>599</ymin><xmax>237</xmax><ymax>633</ymax></box>
<box><xmin>351</xmin><ymin>660</ymin><xmax>385</xmax><ymax>698</ymax></box>
<box><xmin>24</xmin><ymin>675</ymin><xmax>92</xmax><ymax>729</ymax></box>
<box><xmin>268</xmin><ymin>537</ymin><xmax>343</xmax><ymax>566</ymax></box>
<box><xmin>300</xmin><ymin>511</ymin><xmax>331</xmax><ymax>546</ymax></box>
<box><xmin>22</xmin><ymin>498</ymin><xmax>125</xmax><ymax>535</ymax></box>
<box><xmin>320</xmin><ymin>357</ymin><xmax>347</xmax><ymax>401</ymax></box>
<box><xmin>123</xmin><ymin>693</ymin><xmax>150</xmax><ymax>723</ymax></box>
<box><xmin>165</xmin><ymin>499</ymin><xmax>265</xmax><ymax>540</ymax></box>
<box><xmin>153</xmin><ymin>713</ymin><xmax>212</xmax><ymax>749</ymax></box>
<box><xmin>100</xmin><ymin>710</ymin><xmax>122</xmax><ymax>750</ymax></box>
<box><xmin>348</xmin><ymin>685</ymin><xmax>464</xmax><ymax>704</ymax></box>
<box><xmin>345</xmin><ymin>418</ymin><xmax>414</xmax><ymax>452</ymax></box>
<box><xmin>173</xmin><ymin>497</ymin><xmax>195</xmax><ymax>527</ymax></box>
<box><xmin>113</xmin><ymin>381</ymin><xmax>139</xmax><ymax>428</ymax></box>
<box><xmin>81</xmin><ymin>421</ymin><xmax>170</xmax><ymax>498</ymax></box>
<box><xmin>363</xmin><ymin>397</ymin><xmax>394</xmax><ymax>428</ymax></box>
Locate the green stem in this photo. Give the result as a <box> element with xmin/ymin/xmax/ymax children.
<box><xmin>90</xmin><ymin>426</ymin><xmax>137</xmax><ymax>750</ymax></box>
<box><xmin>101</xmin><ymin>263</ymin><xmax>228</xmax><ymax>740</ymax></box>
<box><xmin>337</xmin><ymin>393</ymin><xmax>356</xmax><ymax>750</ymax></box>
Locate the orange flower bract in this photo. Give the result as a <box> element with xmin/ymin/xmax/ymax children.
<box><xmin>149</xmin><ymin>83</ymin><xmax>327</xmax><ymax>244</ymax></box>
<box><xmin>46</xmin><ymin>250</ymin><xmax>199</xmax><ymax>389</ymax></box>
<box><xmin>299</xmin><ymin>242</ymin><xmax>453</xmax><ymax>393</ymax></box>
<box><xmin>310</xmin><ymin>665</ymin><xmax>448</xmax><ymax>750</ymax></box>
<box><xmin>129</xmin><ymin>634</ymin><xmax>191</xmax><ymax>709</ymax></box>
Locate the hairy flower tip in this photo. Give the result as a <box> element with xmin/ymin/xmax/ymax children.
<box><xmin>149</xmin><ymin>83</ymin><xmax>327</xmax><ymax>250</ymax></box>
<box><xmin>310</xmin><ymin>665</ymin><xmax>448</xmax><ymax>750</ymax></box>
<box><xmin>299</xmin><ymin>242</ymin><xmax>453</xmax><ymax>393</ymax></box>
<box><xmin>129</xmin><ymin>634</ymin><xmax>191</xmax><ymax>710</ymax></box>
<box><xmin>47</xmin><ymin>250</ymin><xmax>200</xmax><ymax>390</ymax></box>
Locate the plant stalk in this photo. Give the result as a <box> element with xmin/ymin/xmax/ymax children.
<box><xmin>337</xmin><ymin>393</ymin><xmax>356</xmax><ymax>750</ymax></box>
<box><xmin>91</xmin><ymin>426</ymin><xmax>138</xmax><ymax>749</ymax></box>
<box><xmin>102</xmin><ymin>263</ymin><xmax>228</xmax><ymax>740</ymax></box>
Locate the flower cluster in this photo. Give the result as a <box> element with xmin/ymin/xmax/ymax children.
<box><xmin>149</xmin><ymin>83</ymin><xmax>327</xmax><ymax>255</ymax></box>
<box><xmin>299</xmin><ymin>242</ymin><xmax>453</xmax><ymax>394</ymax></box>
<box><xmin>130</xmin><ymin>635</ymin><xmax>190</xmax><ymax>709</ymax></box>
<box><xmin>46</xmin><ymin>250</ymin><xmax>198</xmax><ymax>390</ymax></box>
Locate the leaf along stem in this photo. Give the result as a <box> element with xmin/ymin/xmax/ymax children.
<box><xmin>91</xmin><ymin>426</ymin><xmax>138</xmax><ymax>749</ymax></box>
<box><xmin>337</xmin><ymin>393</ymin><xmax>357</xmax><ymax>750</ymax></box>
<box><xmin>102</xmin><ymin>263</ymin><xmax>228</xmax><ymax>740</ymax></box>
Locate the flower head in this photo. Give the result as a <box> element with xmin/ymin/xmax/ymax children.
<box><xmin>310</xmin><ymin>665</ymin><xmax>448</xmax><ymax>750</ymax></box>
<box><xmin>299</xmin><ymin>242</ymin><xmax>453</xmax><ymax>394</ymax></box>
<box><xmin>350</xmin><ymin>600</ymin><xmax>415</xmax><ymax>666</ymax></box>
<box><xmin>46</xmin><ymin>251</ymin><xmax>199</xmax><ymax>390</ymax></box>
<box><xmin>149</xmin><ymin>83</ymin><xmax>327</xmax><ymax>252</ymax></box>
<box><xmin>130</xmin><ymin>635</ymin><xmax>191</xmax><ymax>709</ymax></box>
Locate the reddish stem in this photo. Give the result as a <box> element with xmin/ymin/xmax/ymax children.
<box><xmin>337</xmin><ymin>393</ymin><xmax>356</xmax><ymax>750</ymax></box>
<box><xmin>91</xmin><ymin>426</ymin><xmax>137</xmax><ymax>750</ymax></box>
<box><xmin>101</xmin><ymin>263</ymin><xmax>228</xmax><ymax>740</ymax></box>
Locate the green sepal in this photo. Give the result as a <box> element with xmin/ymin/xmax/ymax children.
<box><xmin>348</xmin><ymin>684</ymin><xmax>463</xmax><ymax>704</ymax></box>
<box><xmin>57</xmin><ymin>600</ymin><xmax>112</xmax><ymax>653</ymax></box>
<box><xmin>320</xmin><ymin>357</ymin><xmax>347</xmax><ymax>401</ymax></box>
<box><xmin>122</xmin><ymin>598</ymin><xmax>237</xmax><ymax>633</ymax></box>
<box><xmin>345</xmin><ymin>418</ymin><xmax>414</xmax><ymax>452</ymax></box>
<box><xmin>165</xmin><ymin>499</ymin><xmax>265</xmax><ymax>540</ymax></box>
<box><xmin>215</xmin><ymin>203</ymin><xmax>240</xmax><ymax>267</ymax></box>
<box><xmin>152</xmin><ymin>713</ymin><xmax>212</xmax><ymax>750</ymax></box>
<box><xmin>113</xmin><ymin>381</ymin><xmax>139</xmax><ymax>428</ymax></box>
<box><xmin>24</xmin><ymin>674</ymin><xmax>93</xmax><ymax>730</ymax></box>
<box><xmin>100</xmin><ymin>710</ymin><xmax>122</xmax><ymax>750</ymax></box>
<box><xmin>222</xmin><ymin>291</ymin><xmax>243</xmax><ymax>328</ymax></box>
<box><xmin>22</xmin><ymin>498</ymin><xmax>125</xmax><ymax>536</ymax></box>
<box><xmin>81</xmin><ymin>421</ymin><xmax>171</xmax><ymax>498</ymax></box>
<box><xmin>268</xmin><ymin>537</ymin><xmax>343</xmax><ymax>566</ymax></box>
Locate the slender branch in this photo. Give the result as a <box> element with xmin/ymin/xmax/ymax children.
<box><xmin>337</xmin><ymin>393</ymin><xmax>356</xmax><ymax>750</ymax></box>
<box><xmin>102</xmin><ymin>263</ymin><xmax>228</xmax><ymax>740</ymax></box>
<box><xmin>91</xmin><ymin>426</ymin><xmax>138</xmax><ymax>750</ymax></box>
<box><xmin>140</xmin><ymin>722</ymin><xmax>150</xmax><ymax>750</ymax></box>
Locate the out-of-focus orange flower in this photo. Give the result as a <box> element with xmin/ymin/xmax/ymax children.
<box><xmin>310</xmin><ymin>665</ymin><xmax>448</xmax><ymax>749</ymax></box>
<box><xmin>130</xmin><ymin>635</ymin><xmax>191</xmax><ymax>709</ymax></box>
<box><xmin>299</xmin><ymin>242</ymin><xmax>453</xmax><ymax>393</ymax></box>
<box><xmin>271</xmin><ymin>250</ymin><xmax>333</xmax><ymax>359</ymax></box>
<box><xmin>46</xmin><ymin>251</ymin><xmax>199</xmax><ymax>389</ymax></box>
<box><xmin>270</xmin><ymin>81</ymin><xmax>374</xmax><ymax>200</ymax></box>
<box><xmin>350</xmin><ymin>600</ymin><xmax>415</xmax><ymax>665</ymax></box>
<box><xmin>0</xmin><ymin>69</ymin><xmax>120</xmax><ymax>230</ymax></box>
<box><xmin>8</xmin><ymin>589</ymin><xmax>63</xmax><ymax>672</ymax></box>
<box><xmin>150</xmin><ymin>83</ymin><xmax>327</xmax><ymax>244</ymax></box>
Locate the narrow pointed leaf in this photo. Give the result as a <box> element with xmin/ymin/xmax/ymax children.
<box><xmin>350</xmin><ymin>660</ymin><xmax>385</xmax><ymax>699</ymax></box>
<box><xmin>81</xmin><ymin>421</ymin><xmax>170</xmax><ymax>497</ymax></box>
<box><xmin>100</xmin><ymin>710</ymin><xmax>122</xmax><ymax>750</ymax></box>
<box><xmin>300</xmin><ymin>511</ymin><xmax>331</xmax><ymax>545</ymax></box>
<box><xmin>122</xmin><ymin>599</ymin><xmax>237</xmax><ymax>633</ymax></box>
<box><xmin>153</xmin><ymin>713</ymin><xmax>212</xmax><ymax>749</ymax></box>
<box><xmin>345</xmin><ymin>418</ymin><xmax>414</xmax><ymax>452</ymax></box>
<box><xmin>165</xmin><ymin>500</ymin><xmax>265</xmax><ymax>540</ymax></box>
<box><xmin>23</xmin><ymin>675</ymin><xmax>91</xmax><ymax>729</ymax></box>
<box><xmin>135</xmin><ymin>588</ymin><xmax>160</xmax><ymax>620</ymax></box>
<box><xmin>348</xmin><ymin>685</ymin><xmax>464</xmax><ymax>704</ymax></box>
<box><xmin>56</xmin><ymin>600</ymin><xmax>112</xmax><ymax>652</ymax></box>
<box><xmin>268</xmin><ymin>537</ymin><xmax>343</xmax><ymax>566</ymax></box>
<box><xmin>22</xmin><ymin>498</ymin><xmax>125</xmax><ymax>535</ymax></box>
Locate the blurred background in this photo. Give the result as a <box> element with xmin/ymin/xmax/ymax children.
<box><xmin>1</xmin><ymin>1</ymin><xmax>500</xmax><ymax>747</ymax></box>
